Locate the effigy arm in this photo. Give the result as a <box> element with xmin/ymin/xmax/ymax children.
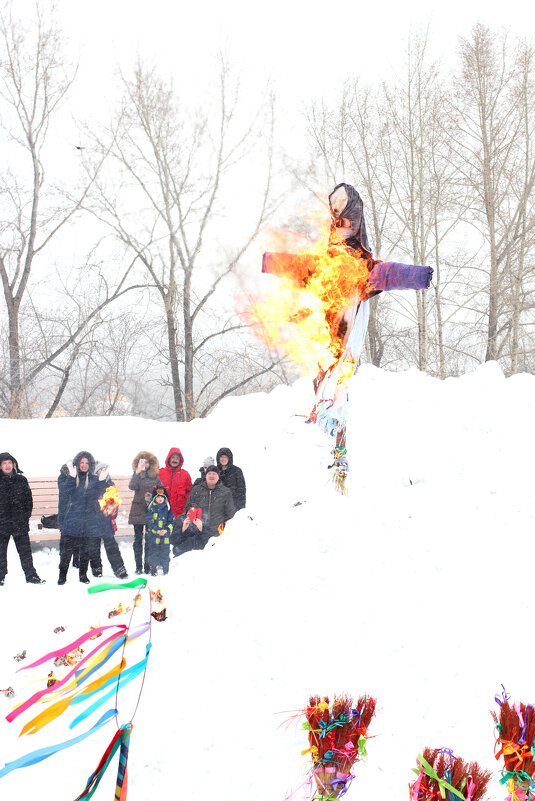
<box><xmin>368</xmin><ymin>261</ymin><xmax>433</xmax><ymax>292</ymax></box>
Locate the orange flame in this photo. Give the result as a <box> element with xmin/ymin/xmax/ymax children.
<box><xmin>218</xmin><ymin>522</ymin><xmax>225</xmax><ymax>535</ymax></box>
<box><xmin>98</xmin><ymin>485</ymin><xmax>122</xmax><ymax>514</ymax></box>
<box><xmin>107</xmin><ymin>593</ymin><xmax>142</xmax><ymax>619</ymax></box>
<box><xmin>245</xmin><ymin>219</ymin><xmax>369</xmax><ymax>385</ymax></box>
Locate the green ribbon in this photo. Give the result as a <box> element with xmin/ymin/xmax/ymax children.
<box><xmin>413</xmin><ymin>754</ymin><xmax>466</xmax><ymax>801</ymax></box>
<box><xmin>357</xmin><ymin>734</ymin><xmax>367</xmax><ymax>758</ymax></box>
<box><xmin>500</xmin><ymin>769</ymin><xmax>532</xmax><ymax>786</ymax></box>
<box><xmin>87</xmin><ymin>578</ymin><xmax>148</xmax><ymax>594</ymax></box>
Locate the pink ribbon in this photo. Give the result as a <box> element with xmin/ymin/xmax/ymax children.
<box><xmin>466</xmin><ymin>776</ymin><xmax>476</xmax><ymax>801</ymax></box>
<box><xmin>515</xmin><ymin>702</ymin><xmax>525</xmax><ymax>728</ymax></box>
<box><xmin>16</xmin><ymin>625</ymin><xmax>126</xmax><ymax>672</ymax></box>
<box><xmin>411</xmin><ymin>768</ymin><xmax>424</xmax><ymax>800</ymax></box>
<box><xmin>6</xmin><ymin>628</ymin><xmax>126</xmax><ymax>723</ymax></box>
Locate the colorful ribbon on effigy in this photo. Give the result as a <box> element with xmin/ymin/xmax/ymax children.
<box><xmin>492</xmin><ymin>688</ymin><xmax>535</xmax><ymax>801</ymax></box>
<box><xmin>286</xmin><ymin>694</ymin><xmax>376</xmax><ymax>800</ymax></box>
<box><xmin>0</xmin><ymin>578</ymin><xmax>152</xmax><ymax>799</ymax></box>
<box><xmin>409</xmin><ymin>748</ymin><xmax>491</xmax><ymax>801</ymax></box>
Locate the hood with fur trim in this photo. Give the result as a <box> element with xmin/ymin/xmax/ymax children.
<box><xmin>72</xmin><ymin>451</ymin><xmax>96</xmax><ymax>473</ymax></box>
<box><xmin>132</xmin><ymin>451</ymin><xmax>159</xmax><ymax>477</ymax></box>
<box><xmin>0</xmin><ymin>452</ymin><xmax>22</xmax><ymax>473</ymax></box>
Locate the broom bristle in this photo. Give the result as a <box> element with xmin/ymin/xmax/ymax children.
<box><xmin>410</xmin><ymin>747</ymin><xmax>491</xmax><ymax>801</ymax></box>
<box><xmin>305</xmin><ymin>694</ymin><xmax>377</xmax><ymax>798</ymax></box>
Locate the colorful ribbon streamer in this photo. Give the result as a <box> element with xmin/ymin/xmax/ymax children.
<box><xmin>15</xmin><ymin>624</ymin><xmax>126</xmax><ymax>673</ymax></box>
<box><xmin>73</xmin><ymin>723</ymin><xmax>131</xmax><ymax>801</ymax></box>
<box><xmin>0</xmin><ymin>709</ymin><xmax>117</xmax><ymax>779</ymax></box>
<box><xmin>87</xmin><ymin>578</ymin><xmax>148</xmax><ymax>594</ymax></box>
<box><xmin>69</xmin><ymin>643</ymin><xmax>152</xmax><ymax>729</ymax></box>
<box><xmin>6</xmin><ymin>629</ymin><xmax>126</xmax><ymax>723</ymax></box>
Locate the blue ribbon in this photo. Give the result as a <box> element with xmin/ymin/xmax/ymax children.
<box><xmin>0</xmin><ymin>709</ymin><xmax>116</xmax><ymax>779</ymax></box>
<box><xmin>73</xmin><ymin>635</ymin><xmax>126</xmax><ymax>686</ymax></box>
<box><xmin>69</xmin><ymin>642</ymin><xmax>151</xmax><ymax>729</ymax></box>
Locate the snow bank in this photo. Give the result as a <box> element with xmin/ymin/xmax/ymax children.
<box><xmin>0</xmin><ymin>362</ymin><xmax>534</xmax><ymax>800</ymax></box>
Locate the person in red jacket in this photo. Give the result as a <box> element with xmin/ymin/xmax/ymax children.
<box><xmin>158</xmin><ymin>447</ymin><xmax>192</xmax><ymax>517</ymax></box>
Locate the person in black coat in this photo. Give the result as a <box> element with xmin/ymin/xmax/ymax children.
<box><xmin>216</xmin><ymin>448</ymin><xmax>246</xmax><ymax>511</ymax></box>
<box><xmin>173</xmin><ymin>465</ymin><xmax>235</xmax><ymax>557</ymax></box>
<box><xmin>57</xmin><ymin>450</ymin><xmax>107</xmax><ymax>585</ymax></box>
<box><xmin>0</xmin><ymin>452</ymin><xmax>44</xmax><ymax>585</ymax></box>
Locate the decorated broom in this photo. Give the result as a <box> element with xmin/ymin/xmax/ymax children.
<box><xmin>409</xmin><ymin>747</ymin><xmax>491</xmax><ymax>800</ymax></box>
<box><xmin>492</xmin><ymin>687</ymin><xmax>535</xmax><ymax>801</ymax></box>
<box><xmin>303</xmin><ymin>694</ymin><xmax>376</xmax><ymax>799</ymax></box>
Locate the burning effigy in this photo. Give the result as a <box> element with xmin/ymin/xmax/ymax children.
<box><xmin>409</xmin><ymin>748</ymin><xmax>491</xmax><ymax>801</ymax></box>
<box><xmin>250</xmin><ymin>184</ymin><xmax>432</xmax><ymax>491</ymax></box>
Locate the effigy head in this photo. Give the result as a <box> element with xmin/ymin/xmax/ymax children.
<box><xmin>328</xmin><ymin>183</ymin><xmax>370</xmax><ymax>251</ymax></box>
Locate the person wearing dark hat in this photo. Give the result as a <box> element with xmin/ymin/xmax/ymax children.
<box><xmin>0</xmin><ymin>452</ymin><xmax>44</xmax><ymax>585</ymax></box>
<box><xmin>145</xmin><ymin>486</ymin><xmax>174</xmax><ymax>575</ymax></box>
<box><xmin>216</xmin><ymin>447</ymin><xmax>246</xmax><ymax>511</ymax></box>
<box><xmin>173</xmin><ymin>464</ymin><xmax>235</xmax><ymax>557</ymax></box>
<box><xmin>191</xmin><ymin>455</ymin><xmax>216</xmax><ymax>489</ymax></box>
<box><xmin>57</xmin><ymin>450</ymin><xmax>107</xmax><ymax>585</ymax></box>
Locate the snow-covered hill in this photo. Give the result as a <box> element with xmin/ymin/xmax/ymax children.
<box><xmin>0</xmin><ymin>362</ymin><xmax>533</xmax><ymax>800</ymax></box>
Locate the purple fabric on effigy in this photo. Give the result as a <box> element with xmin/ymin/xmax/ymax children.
<box><xmin>368</xmin><ymin>261</ymin><xmax>433</xmax><ymax>291</ymax></box>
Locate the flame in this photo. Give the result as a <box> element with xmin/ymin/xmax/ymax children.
<box><xmin>245</xmin><ymin>219</ymin><xmax>370</xmax><ymax>386</ymax></box>
<box><xmin>218</xmin><ymin>522</ymin><xmax>225</xmax><ymax>535</ymax></box>
<box><xmin>150</xmin><ymin>587</ymin><xmax>168</xmax><ymax>623</ymax></box>
<box><xmin>98</xmin><ymin>485</ymin><xmax>122</xmax><ymax>513</ymax></box>
<box><xmin>107</xmin><ymin>593</ymin><xmax>142</xmax><ymax>619</ymax></box>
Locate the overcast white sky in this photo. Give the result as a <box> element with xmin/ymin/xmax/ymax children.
<box><xmin>6</xmin><ymin>0</ymin><xmax>535</xmax><ymax>284</ymax></box>
<box><xmin>53</xmin><ymin>0</ymin><xmax>535</xmax><ymax>106</ymax></box>
<box><xmin>8</xmin><ymin>0</ymin><xmax>535</xmax><ymax>162</ymax></box>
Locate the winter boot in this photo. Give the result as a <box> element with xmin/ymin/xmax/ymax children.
<box><xmin>58</xmin><ymin>571</ymin><xmax>67</xmax><ymax>586</ymax></box>
<box><xmin>26</xmin><ymin>574</ymin><xmax>45</xmax><ymax>584</ymax></box>
<box><xmin>114</xmin><ymin>566</ymin><xmax>128</xmax><ymax>579</ymax></box>
<box><xmin>79</xmin><ymin>573</ymin><xmax>90</xmax><ymax>584</ymax></box>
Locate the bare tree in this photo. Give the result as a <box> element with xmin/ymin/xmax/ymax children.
<box><xmin>84</xmin><ymin>59</ymin><xmax>280</xmax><ymax>421</ymax></box>
<box><xmin>0</xmin><ymin>5</ymin><xmax>142</xmax><ymax>416</ymax></box>
<box><xmin>452</xmin><ymin>25</ymin><xmax>535</xmax><ymax>368</ymax></box>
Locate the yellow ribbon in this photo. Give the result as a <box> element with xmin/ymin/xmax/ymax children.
<box><xmin>19</xmin><ymin>658</ymin><xmax>126</xmax><ymax>736</ymax></box>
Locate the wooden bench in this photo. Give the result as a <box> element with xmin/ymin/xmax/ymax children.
<box><xmin>29</xmin><ymin>476</ymin><xmax>135</xmax><ymax>541</ymax></box>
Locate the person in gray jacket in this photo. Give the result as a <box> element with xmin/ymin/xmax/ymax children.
<box><xmin>128</xmin><ymin>451</ymin><xmax>162</xmax><ymax>574</ymax></box>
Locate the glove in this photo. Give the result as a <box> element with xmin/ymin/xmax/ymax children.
<box><xmin>66</xmin><ymin>460</ymin><xmax>76</xmax><ymax>478</ymax></box>
<box><xmin>98</xmin><ymin>468</ymin><xmax>109</xmax><ymax>481</ymax></box>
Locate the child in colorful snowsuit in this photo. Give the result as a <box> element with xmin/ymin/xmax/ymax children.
<box><xmin>145</xmin><ymin>487</ymin><xmax>174</xmax><ymax>575</ymax></box>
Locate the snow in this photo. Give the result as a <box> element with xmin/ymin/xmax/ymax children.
<box><xmin>0</xmin><ymin>362</ymin><xmax>533</xmax><ymax>800</ymax></box>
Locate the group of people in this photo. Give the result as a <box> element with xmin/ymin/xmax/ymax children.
<box><xmin>128</xmin><ymin>447</ymin><xmax>244</xmax><ymax>577</ymax></box>
<box><xmin>0</xmin><ymin>446</ymin><xmax>246</xmax><ymax>587</ymax></box>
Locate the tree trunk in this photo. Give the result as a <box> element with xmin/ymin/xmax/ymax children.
<box><xmin>164</xmin><ymin>302</ymin><xmax>185</xmax><ymax>422</ymax></box>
